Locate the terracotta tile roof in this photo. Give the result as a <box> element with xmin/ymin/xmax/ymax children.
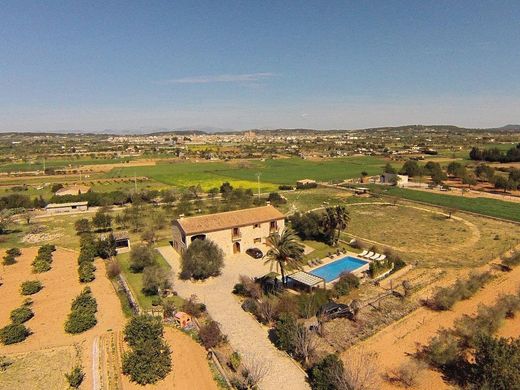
<box><xmin>176</xmin><ymin>205</ymin><xmax>285</xmax><ymax>235</ymax></box>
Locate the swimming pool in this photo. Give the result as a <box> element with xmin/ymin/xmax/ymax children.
<box><xmin>310</xmin><ymin>256</ymin><xmax>369</xmax><ymax>282</ymax></box>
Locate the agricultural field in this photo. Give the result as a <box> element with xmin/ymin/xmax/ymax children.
<box><xmin>0</xmin><ymin>247</ymin><xmax>125</xmax><ymax>389</ymax></box>
<box><xmin>381</xmin><ymin>186</ymin><xmax>520</xmax><ymax>222</ymax></box>
<box><xmin>105</xmin><ymin>156</ymin><xmax>386</xmax><ymax>191</ymax></box>
<box><xmin>0</xmin><ymin>156</ymin><xmax>138</xmax><ymax>173</ymax></box>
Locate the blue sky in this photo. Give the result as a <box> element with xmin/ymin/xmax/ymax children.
<box><xmin>1</xmin><ymin>1</ymin><xmax>520</xmax><ymax>131</ymax></box>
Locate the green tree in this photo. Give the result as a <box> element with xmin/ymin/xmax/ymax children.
<box><xmin>469</xmin><ymin>336</ymin><xmax>520</xmax><ymax>390</ymax></box>
<box><xmin>180</xmin><ymin>239</ymin><xmax>224</xmax><ymax>280</ymax></box>
<box><xmin>264</xmin><ymin>228</ymin><xmax>304</xmax><ymax>286</ymax></box>
<box><xmin>65</xmin><ymin>366</ymin><xmax>85</xmax><ymax>388</ymax></box>
<box><xmin>74</xmin><ymin>218</ymin><xmax>91</xmax><ymax>235</ymax></box>
<box><xmin>129</xmin><ymin>244</ymin><xmax>156</xmax><ymax>273</ymax></box>
<box><xmin>142</xmin><ymin>266</ymin><xmax>172</xmax><ymax>296</ymax></box>
<box><xmin>92</xmin><ymin>211</ymin><xmax>112</xmax><ymax>231</ymax></box>
<box><xmin>383</xmin><ymin>162</ymin><xmax>396</xmax><ymax>174</ymax></box>
<box><xmin>122</xmin><ymin>315</ymin><xmax>172</xmax><ymax>385</ymax></box>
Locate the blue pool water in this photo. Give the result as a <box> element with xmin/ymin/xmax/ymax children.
<box><xmin>310</xmin><ymin>256</ymin><xmax>368</xmax><ymax>282</ymax></box>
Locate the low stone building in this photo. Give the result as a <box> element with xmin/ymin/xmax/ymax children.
<box><xmin>172</xmin><ymin>205</ymin><xmax>285</xmax><ymax>256</ymax></box>
<box><xmin>45</xmin><ymin>201</ymin><xmax>88</xmax><ymax>214</ymax></box>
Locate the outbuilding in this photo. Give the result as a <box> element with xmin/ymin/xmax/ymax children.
<box><xmin>45</xmin><ymin>201</ymin><xmax>88</xmax><ymax>214</ymax></box>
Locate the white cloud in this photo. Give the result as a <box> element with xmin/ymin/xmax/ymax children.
<box><xmin>162</xmin><ymin>72</ymin><xmax>275</xmax><ymax>84</ymax></box>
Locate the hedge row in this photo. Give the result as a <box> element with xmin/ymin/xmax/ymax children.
<box><xmin>64</xmin><ymin>287</ymin><xmax>98</xmax><ymax>334</ymax></box>
<box><xmin>31</xmin><ymin>244</ymin><xmax>56</xmax><ymax>273</ymax></box>
<box><xmin>427</xmin><ymin>272</ymin><xmax>493</xmax><ymax>311</ymax></box>
<box><xmin>78</xmin><ymin>235</ymin><xmax>97</xmax><ymax>283</ymax></box>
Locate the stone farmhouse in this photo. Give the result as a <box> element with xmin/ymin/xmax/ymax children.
<box><xmin>172</xmin><ymin>205</ymin><xmax>285</xmax><ymax>255</ymax></box>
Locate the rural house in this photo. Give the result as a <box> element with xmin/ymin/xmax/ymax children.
<box><xmin>172</xmin><ymin>205</ymin><xmax>285</xmax><ymax>255</ymax></box>
<box><xmin>45</xmin><ymin>201</ymin><xmax>88</xmax><ymax>214</ymax></box>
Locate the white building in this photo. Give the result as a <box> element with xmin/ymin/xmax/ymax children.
<box><xmin>380</xmin><ymin>173</ymin><xmax>408</xmax><ymax>187</ymax></box>
<box><xmin>172</xmin><ymin>205</ymin><xmax>285</xmax><ymax>255</ymax></box>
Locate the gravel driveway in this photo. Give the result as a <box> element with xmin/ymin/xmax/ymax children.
<box><xmin>157</xmin><ymin>246</ymin><xmax>310</xmax><ymax>390</ymax></box>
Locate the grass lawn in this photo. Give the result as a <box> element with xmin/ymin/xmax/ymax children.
<box><xmin>380</xmin><ymin>186</ymin><xmax>520</xmax><ymax>222</ymax></box>
<box><xmin>116</xmin><ymin>250</ymin><xmax>176</xmax><ymax>310</ymax></box>
<box><xmin>104</xmin><ymin>156</ymin><xmax>386</xmax><ymax>191</ymax></box>
<box><xmin>342</xmin><ymin>202</ymin><xmax>520</xmax><ymax>268</ymax></box>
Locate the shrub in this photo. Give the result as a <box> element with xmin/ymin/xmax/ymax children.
<box><xmin>10</xmin><ymin>306</ymin><xmax>34</xmax><ymax>324</ymax></box>
<box><xmin>278</xmin><ymin>185</ymin><xmax>294</xmax><ymax>190</ymax></box>
<box><xmin>65</xmin><ymin>366</ymin><xmax>85</xmax><ymax>388</ymax></box>
<box><xmin>106</xmin><ymin>258</ymin><xmax>121</xmax><ymax>278</ymax></box>
<box><xmin>6</xmin><ymin>247</ymin><xmax>21</xmax><ymax>257</ymax></box>
<box><xmin>0</xmin><ymin>355</ymin><xmax>13</xmax><ymax>371</ymax></box>
<box><xmin>297</xmin><ymin>289</ymin><xmax>331</xmax><ymax>319</ymax></box>
<box><xmin>237</xmin><ymin>275</ymin><xmax>262</xmax><ymax>299</ymax></box>
<box><xmin>64</xmin><ymin>287</ymin><xmax>98</xmax><ymax>334</ymax></box>
<box><xmin>78</xmin><ymin>261</ymin><xmax>96</xmax><ymax>283</ymax></box>
<box><xmin>0</xmin><ymin>323</ymin><xmax>30</xmax><ymax>345</ymax></box>
<box><xmin>421</xmin><ymin>330</ymin><xmax>460</xmax><ymax>368</ymax></box>
<box><xmin>180</xmin><ymin>239</ymin><xmax>224</xmax><ymax>280</ymax></box>
<box><xmin>31</xmin><ymin>244</ymin><xmax>55</xmax><ymax>273</ymax></box>
<box><xmin>241</xmin><ymin>298</ymin><xmax>259</xmax><ymax>316</ymax></box>
<box><xmin>129</xmin><ymin>244</ymin><xmax>156</xmax><ymax>273</ymax></box>
<box><xmin>2</xmin><ymin>254</ymin><xmax>16</xmax><ymax>265</ymax></box>
<box><xmin>182</xmin><ymin>294</ymin><xmax>205</xmax><ymax>317</ymax></box>
<box><xmin>232</xmin><ymin>283</ymin><xmax>247</xmax><ymax>296</ymax></box>
<box><xmin>309</xmin><ymin>354</ymin><xmax>345</xmax><ymax>390</ymax></box>
<box><xmin>332</xmin><ymin>272</ymin><xmax>360</xmax><ymax>297</ymax></box>
<box><xmin>229</xmin><ymin>352</ymin><xmax>241</xmax><ymax>371</ymax></box>
<box><xmin>273</xmin><ymin>313</ymin><xmax>299</xmax><ymax>354</ymax></box>
<box><xmin>20</xmin><ymin>280</ymin><xmax>43</xmax><ymax>295</ymax></box>
<box><xmin>199</xmin><ymin>320</ymin><xmax>223</xmax><ymax>349</ymax></box>
<box><xmin>503</xmin><ymin>251</ymin><xmax>520</xmax><ymax>268</ymax></box>
<box><xmin>429</xmin><ymin>272</ymin><xmax>492</xmax><ymax>310</ymax></box>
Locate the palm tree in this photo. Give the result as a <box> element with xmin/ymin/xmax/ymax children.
<box><xmin>264</xmin><ymin>227</ymin><xmax>304</xmax><ymax>286</ymax></box>
<box><xmin>321</xmin><ymin>207</ymin><xmax>338</xmax><ymax>245</ymax></box>
<box><xmin>333</xmin><ymin>206</ymin><xmax>350</xmax><ymax>245</ymax></box>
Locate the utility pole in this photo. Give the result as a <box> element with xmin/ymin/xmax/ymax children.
<box><xmin>256</xmin><ymin>172</ymin><xmax>261</xmax><ymax>199</ymax></box>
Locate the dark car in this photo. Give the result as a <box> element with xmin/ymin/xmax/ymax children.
<box><xmin>317</xmin><ymin>302</ymin><xmax>353</xmax><ymax>320</ymax></box>
<box><xmin>246</xmin><ymin>248</ymin><xmax>263</xmax><ymax>259</ymax></box>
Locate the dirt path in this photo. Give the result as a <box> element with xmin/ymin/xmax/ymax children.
<box><xmin>121</xmin><ymin>327</ymin><xmax>218</xmax><ymax>390</ymax></box>
<box><xmin>342</xmin><ymin>264</ymin><xmax>520</xmax><ymax>389</ymax></box>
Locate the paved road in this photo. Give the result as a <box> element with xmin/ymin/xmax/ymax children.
<box><xmin>157</xmin><ymin>246</ymin><xmax>310</xmax><ymax>390</ymax></box>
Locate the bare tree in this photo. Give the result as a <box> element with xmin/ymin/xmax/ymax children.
<box><xmin>387</xmin><ymin>360</ymin><xmax>425</xmax><ymax>388</ymax></box>
<box><xmin>350</xmin><ymin>299</ymin><xmax>362</xmax><ymax>321</ymax></box>
<box><xmin>294</xmin><ymin>326</ymin><xmax>318</xmax><ymax>367</ymax></box>
<box><xmin>343</xmin><ymin>350</ymin><xmax>380</xmax><ymax>390</ymax></box>
<box><xmin>258</xmin><ymin>298</ymin><xmax>277</xmax><ymax>325</ymax></box>
<box><xmin>242</xmin><ymin>356</ymin><xmax>271</xmax><ymax>389</ymax></box>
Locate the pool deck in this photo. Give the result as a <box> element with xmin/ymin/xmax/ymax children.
<box><xmin>304</xmin><ymin>251</ymin><xmax>371</xmax><ymax>285</ymax></box>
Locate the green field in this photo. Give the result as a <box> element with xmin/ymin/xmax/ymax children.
<box><xmin>381</xmin><ymin>186</ymin><xmax>520</xmax><ymax>222</ymax></box>
<box><xmin>105</xmin><ymin>156</ymin><xmax>386</xmax><ymax>191</ymax></box>
<box><xmin>0</xmin><ymin>157</ymin><xmax>137</xmax><ymax>173</ymax></box>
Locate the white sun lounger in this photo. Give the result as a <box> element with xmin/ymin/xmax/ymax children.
<box><xmin>364</xmin><ymin>251</ymin><xmax>374</xmax><ymax>258</ymax></box>
<box><xmin>370</xmin><ymin>253</ymin><xmax>381</xmax><ymax>260</ymax></box>
<box><xmin>359</xmin><ymin>250</ymin><xmax>369</xmax><ymax>257</ymax></box>
<box><xmin>376</xmin><ymin>254</ymin><xmax>386</xmax><ymax>261</ymax></box>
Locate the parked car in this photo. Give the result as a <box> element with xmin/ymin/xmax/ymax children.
<box><xmin>317</xmin><ymin>302</ymin><xmax>353</xmax><ymax>320</ymax></box>
<box><xmin>246</xmin><ymin>248</ymin><xmax>263</xmax><ymax>259</ymax></box>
